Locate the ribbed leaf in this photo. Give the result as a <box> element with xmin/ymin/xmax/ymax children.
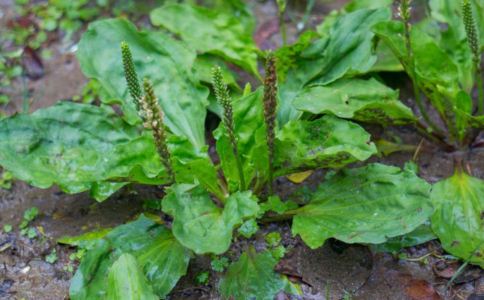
<box><xmin>0</xmin><ymin>102</ymin><xmax>167</xmax><ymax>201</ymax></box>
<box><xmin>107</xmin><ymin>254</ymin><xmax>158</xmax><ymax>300</ymax></box>
<box><xmin>78</xmin><ymin>18</ymin><xmax>209</xmax><ymax>149</ymax></box>
<box><xmin>219</xmin><ymin>248</ymin><xmax>285</xmax><ymax>300</ymax></box>
<box><xmin>70</xmin><ymin>215</ymin><xmax>190</xmax><ymax>299</ymax></box>
<box><xmin>292</xmin><ymin>163</ymin><xmax>433</xmax><ymax>248</ymax></box>
<box><xmin>150</xmin><ymin>3</ymin><xmax>258</xmax><ymax>76</ymax></box>
<box><xmin>293</xmin><ymin>78</ymin><xmax>416</xmax><ymax>125</ymax></box>
<box><xmin>275</xmin><ymin>116</ymin><xmax>377</xmax><ymax>175</ymax></box>
<box><xmin>162</xmin><ymin>184</ymin><xmax>260</xmax><ymax>254</ymax></box>
<box><xmin>431</xmin><ymin>172</ymin><xmax>484</xmax><ymax>267</ymax></box>
<box><xmin>310</xmin><ymin>7</ymin><xmax>391</xmax><ymax>85</ymax></box>
<box><xmin>277</xmin><ymin>8</ymin><xmax>391</xmax><ymax>124</ymax></box>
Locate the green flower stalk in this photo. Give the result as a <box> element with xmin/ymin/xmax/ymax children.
<box><xmin>121</xmin><ymin>41</ymin><xmax>142</xmax><ymax>110</ymax></box>
<box><xmin>462</xmin><ymin>0</ymin><xmax>483</xmax><ymax>114</ymax></box>
<box><xmin>398</xmin><ymin>0</ymin><xmax>443</xmax><ymax>135</ymax></box>
<box><xmin>263</xmin><ymin>53</ymin><xmax>278</xmax><ymax>194</ymax></box>
<box><xmin>141</xmin><ymin>78</ymin><xmax>175</xmax><ymax>182</ymax></box>
<box><xmin>212</xmin><ymin>66</ymin><xmax>246</xmax><ymax>190</ymax></box>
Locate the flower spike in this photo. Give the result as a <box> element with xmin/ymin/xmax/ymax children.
<box><xmin>121</xmin><ymin>41</ymin><xmax>142</xmax><ymax>110</ymax></box>
<box><xmin>462</xmin><ymin>0</ymin><xmax>480</xmax><ymax>66</ymax></box>
<box><xmin>462</xmin><ymin>0</ymin><xmax>483</xmax><ymax>114</ymax></box>
<box><xmin>212</xmin><ymin>66</ymin><xmax>246</xmax><ymax>190</ymax></box>
<box><xmin>141</xmin><ymin>78</ymin><xmax>175</xmax><ymax>182</ymax></box>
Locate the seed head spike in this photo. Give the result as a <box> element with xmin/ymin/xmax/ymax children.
<box><xmin>262</xmin><ymin>52</ymin><xmax>278</xmax><ymax>194</ymax></box>
<box><xmin>141</xmin><ymin>78</ymin><xmax>175</xmax><ymax>182</ymax></box>
<box><xmin>398</xmin><ymin>0</ymin><xmax>411</xmax><ymax>23</ymax></box>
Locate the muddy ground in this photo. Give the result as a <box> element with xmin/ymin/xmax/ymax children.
<box><xmin>0</xmin><ymin>0</ymin><xmax>483</xmax><ymax>299</ymax></box>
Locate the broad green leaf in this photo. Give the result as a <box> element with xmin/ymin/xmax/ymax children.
<box><xmin>373</xmin><ymin>21</ymin><xmax>461</xmax><ymax>110</ymax></box>
<box><xmin>275</xmin><ymin>116</ymin><xmax>377</xmax><ymax>175</ymax></box>
<box><xmin>70</xmin><ymin>239</ymin><xmax>112</xmax><ymax>299</ymax></box>
<box><xmin>276</xmin><ymin>31</ymin><xmax>321</xmax><ymax>124</ymax></box>
<box><xmin>150</xmin><ymin>3</ymin><xmax>258</xmax><ymax>76</ymax></box>
<box><xmin>77</xmin><ymin>18</ymin><xmax>209</xmax><ymax>149</ymax></box>
<box><xmin>193</xmin><ymin>54</ymin><xmax>239</xmax><ymax>90</ymax></box>
<box><xmin>373</xmin><ymin>20</ymin><xmax>470</xmax><ymax>139</ymax></box>
<box><xmin>202</xmin><ymin>0</ymin><xmax>255</xmax><ymax>27</ymax></box>
<box><xmin>371</xmin><ymin>224</ymin><xmax>437</xmax><ymax>253</ymax></box>
<box><xmin>370</xmin><ymin>43</ymin><xmax>404</xmax><ymax>72</ymax></box>
<box><xmin>292</xmin><ymin>163</ymin><xmax>433</xmax><ymax>249</ymax></box>
<box><xmin>219</xmin><ymin>248</ymin><xmax>285</xmax><ymax>300</ymax></box>
<box><xmin>107</xmin><ymin>253</ymin><xmax>158</xmax><ymax>300</ymax></box>
<box><xmin>293</xmin><ymin>78</ymin><xmax>416</xmax><ymax>125</ymax></box>
<box><xmin>136</xmin><ymin>229</ymin><xmax>191</xmax><ymax>297</ymax></box>
<box><xmin>430</xmin><ymin>0</ymin><xmax>484</xmax><ymax>48</ymax></box>
<box><xmin>344</xmin><ymin>0</ymin><xmax>393</xmax><ymax>11</ymax></box>
<box><xmin>431</xmin><ymin>172</ymin><xmax>484</xmax><ymax>267</ymax></box>
<box><xmin>168</xmin><ymin>135</ymin><xmax>225</xmax><ymax>200</ymax></box>
<box><xmin>0</xmin><ymin>102</ymin><xmax>167</xmax><ymax>201</ymax></box>
<box><xmin>214</xmin><ymin>88</ymin><xmax>269</xmax><ymax>192</ymax></box>
<box><xmin>277</xmin><ymin>8</ymin><xmax>391</xmax><ymax>124</ymax></box>
<box><xmin>426</xmin><ymin>2</ymin><xmax>474</xmax><ymax>92</ymax></box>
<box><xmin>58</xmin><ymin>228</ymin><xmax>112</xmax><ymax>247</ymax></box>
<box><xmin>162</xmin><ymin>184</ymin><xmax>260</xmax><ymax>254</ymax></box>
<box><xmin>316</xmin><ymin>2</ymin><xmax>401</xmax><ymax>73</ymax></box>
<box><xmin>310</xmin><ymin>8</ymin><xmax>391</xmax><ymax>85</ymax></box>
<box><xmin>70</xmin><ymin>215</ymin><xmax>190</xmax><ymax>299</ymax></box>
<box><xmin>238</xmin><ymin>219</ymin><xmax>259</xmax><ymax>238</ymax></box>
<box><xmin>260</xmin><ymin>195</ymin><xmax>298</xmax><ymax>215</ymax></box>
<box><xmin>193</xmin><ymin>53</ymin><xmax>240</xmax><ymax>117</ymax></box>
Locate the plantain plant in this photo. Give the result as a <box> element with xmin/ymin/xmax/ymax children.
<box><xmin>0</xmin><ymin>0</ymin><xmax>465</xmax><ymax>298</ymax></box>
<box><xmin>290</xmin><ymin>0</ymin><xmax>484</xmax><ymax>267</ymax></box>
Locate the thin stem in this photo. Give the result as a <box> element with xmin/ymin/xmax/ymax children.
<box><xmin>414</xmin><ymin>121</ymin><xmax>454</xmax><ymax>151</ymax></box>
<box><xmin>233</xmin><ymin>147</ymin><xmax>246</xmax><ymax>190</ymax></box>
<box><xmin>259</xmin><ymin>209</ymin><xmax>298</xmax><ymax>223</ymax></box>
<box><xmin>400</xmin><ymin>0</ymin><xmax>442</xmax><ymax>134</ymax></box>
<box><xmin>276</xmin><ymin>0</ymin><xmax>287</xmax><ymax>45</ymax></box>
<box><xmin>279</xmin><ymin>12</ymin><xmax>287</xmax><ymax>46</ymax></box>
<box><xmin>446</xmin><ymin>262</ymin><xmax>468</xmax><ymax>289</ymax></box>
<box><xmin>476</xmin><ymin>67</ymin><xmax>484</xmax><ymax>114</ymax></box>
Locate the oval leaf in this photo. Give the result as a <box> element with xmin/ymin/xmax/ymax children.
<box><xmin>0</xmin><ymin>102</ymin><xmax>167</xmax><ymax>201</ymax></box>
<box><xmin>219</xmin><ymin>248</ymin><xmax>285</xmax><ymax>300</ymax></box>
<box><xmin>275</xmin><ymin>116</ymin><xmax>377</xmax><ymax>175</ymax></box>
<box><xmin>292</xmin><ymin>163</ymin><xmax>433</xmax><ymax>248</ymax></box>
<box><xmin>107</xmin><ymin>253</ymin><xmax>158</xmax><ymax>300</ymax></box>
<box><xmin>78</xmin><ymin>18</ymin><xmax>209</xmax><ymax>149</ymax></box>
<box><xmin>162</xmin><ymin>184</ymin><xmax>260</xmax><ymax>254</ymax></box>
<box><xmin>431</xmin><ymin>172</ymin><xmax>484</xmax><ymax>267</ymax></box>
<box><xmin>150</xmin><ymin>3</ymin><xmax>258</xmax><ymax>76</ymax></box>
<box><xmin>70</xmin><ymin>215</ymin><xmax>190</xmax><ymax>299</ymax></box>
<box><xmin>293</xmin><ymin>78</ymin><xmax>416</xmax><ymax>125</ymax></box>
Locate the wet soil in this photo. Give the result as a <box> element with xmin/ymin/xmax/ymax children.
<box><xmin>0</xmin><ymin>0</ymin><xmax>483</xmax><ymax>299</ymax></box>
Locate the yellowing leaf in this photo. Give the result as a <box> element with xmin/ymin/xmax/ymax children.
<box><xmin>286</xmin><ymin>170</ymin><xmax>313</xmax><ymax>183</ymax></box>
